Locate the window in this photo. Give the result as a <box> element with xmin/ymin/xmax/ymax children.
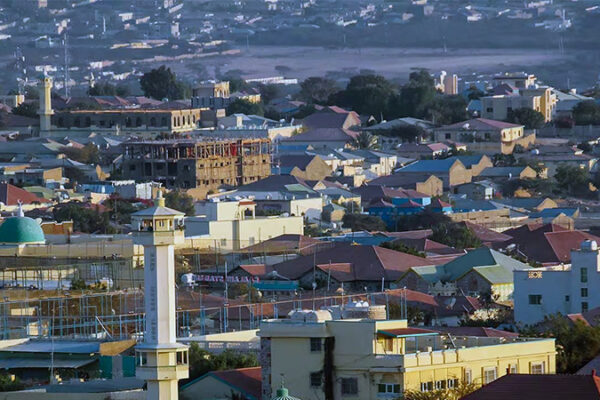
<box><xmin>435</xmin><ymin>380</ymin><xmax>446</xmax><ymax>390</ymax></box>
<box><xmin>582</xmin><ymin>302</ymin><xmax>589</xmax><ymax>313</ymax></box>
<box><xmin>310</xmin><ymin>338</ymin><xmax>322</xmax><ymax>352</ymax></box>
<box><xmin>582</xmin><ymin>288</ymin><xmax>588</xmax><ymax>298</ymax></box>
<box><xmin>220</xmin><ymin>239</ymin><xmax>227</xmax><ymax>247</ymax></box>
<box><xmin>528</xmin><ymin>294</ymin><xmax>542</xmax><ymax>305</ymax></box>
<box><xmin>486</xmin><ymin>107</ymin><xmax>493</xmax><ymax>113</ymax></box>
<box><xmin>377</xmin><ymin>383</ymin><xmax>400</xmax><ymax>395</ymax></box>
<box><xmin>310</xmin><ymin>372</ymin><xmax>322</xmax><ymax>387</ymax></box>
<box><xmin>445</xmin><ymin>133</ymin><xmax>451</xmax><ymax>139</ymax></box>
<box><xmin>581</xmin><ymin>267</ymin><xmax>588</xmax><ymax>283</ymax></box>
<box><xmin>565</xmin><ymin>295</ymin><xmax>570</xmax><ymax>302</ymax></box>
<box><xmin>530</xmin><ymin>362</ymin><xmax>545</xmax><ymax>374</ymax></box>
<box><xmin>510</xmin><ymin>364</ymin><xmax>518</xmax><ymax>374</ymax></box>
<box><xmin>464</xmin><ymin>369</ymin><xmax>472</xmax><ymax>384</ymax></box>
<box><xmin>420</xmin><ymin>382</ymin><xmax>433</xmax><ymax>392</ymax></box>
<box><xmin>483</xmin><ymin>367</ymin><xmax>497</xmax><ymax>384</ymax></box>
<box><xmin>447</xmin><ymin>379</ymin><xmax>459</xmax><ymax>389</ymax></box>
<box><xmin>341</xmin><ymin>378</ymin><xmax>358</xmax><ymax>396</ymax></box>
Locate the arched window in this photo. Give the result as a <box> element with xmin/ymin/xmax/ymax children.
<box><xmin>126</xmin><ymin>117</ymin><xmax>132</xmax><ymax>127</ymax></box>
<box><xmin>136</xmin><ymin>117</ymin><xmax>142</xmax><ymax>127</ymax></box>
<box><xmin>57</xmin><ymin>117</ymin><xmax>64</xmax><ymax>127</ymax></box>
<box><xmin>161</xmin><ymin>117</ymin><xmax>168</xmax><ymax>127</ymax></box>
<box><xmin>150</xmin><ymin>117</ymin><xmax>157</xmax><ymax>127</ymax></box>
<box><xmin>85</xmin><ymin>117</ymin><xmax>91</xmax><ymax>127</ymax></box>
<box><xmin>74</xmin><ymin>117</ymin><xmax>81</xmax><ymax>127</ymax></box>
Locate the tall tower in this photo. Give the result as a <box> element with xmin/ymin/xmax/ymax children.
<box><xmin>132</xmin><ymin>191</ymin><xmax>189</xmax><ymax>400</ymax></box>
<box><xmin>38</xmin><ymin>76</ymin><xmax>54</xmax><ymax>136</ymax></box>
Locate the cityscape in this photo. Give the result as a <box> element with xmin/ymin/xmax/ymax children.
<box><xmin>1</xmin><ymin>0</ymin><xmax>600</xmax><ymax>399</ymax></box>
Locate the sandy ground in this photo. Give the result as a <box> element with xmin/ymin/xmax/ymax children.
<box><xmin>194</xmin><ymin>45</ymin><xmax>569</xmax><ymax>81</ymax></box>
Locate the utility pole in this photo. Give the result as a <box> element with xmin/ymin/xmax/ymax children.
<box><xmin>63</xmin><ymin>32</ymin><xmax>70</xmax><ymax>98</ymax></box>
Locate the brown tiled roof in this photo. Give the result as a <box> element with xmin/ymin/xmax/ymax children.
<box><xmin>461</xmin><ymin>221</ymin><xmax>512</xmax><ymax>245</ymax></box>
<box><xmin>462</xmin><ymin>373</ymin><xmax>600</xmax><ymax>400</ymax></box>
<box><xmin>498</xmin><ymin>224</ymin><xmax>600</xmax><ymax>264</ymax></box>
<box><xmin>237</xmin><ymin>264</ymin><xmax>273</xmax><ymax>277</ymax></box>
<box><xmin>240</xmin><ymin>234</ymin><xmax>325</xmax><ymax>255</ymax></box>
<box><xmin>272</xmin><ymin>243</ymin><xmax>433</xmax><ymax>282</ymax></box>
<box><xmin>384</xmin><ymin>229</ymin><xmax>433</xmax><ymax>240</ymax></box>
<box><xmin>437</xmin><ymin>118</ymin><xmax>522</xmax><ymax>131</ymax></box>
<box><xmin>210</xmin><ymin>367</ymin><xmax>261</xmax><ymax>399</ymax></box>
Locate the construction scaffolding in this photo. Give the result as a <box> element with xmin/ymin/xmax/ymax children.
<box><xmin>0</xmin><ymin>287</ymin><xmax>408</xmax><ymax>341</ymax></box>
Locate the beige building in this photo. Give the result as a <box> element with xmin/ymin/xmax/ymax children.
<box><xmin>185</xmin><ymin>199</ymin><xmax>304</xmax><ymax>250</ymax></box>
<box><xmin>258</xmin><ymin>317</ymin><xmax>556</xmax><ymax>400</ymax></box>
<box><xmin>433</xmin><ymin>118</ymin><xmax>533</xmax><ymax>154</ymax></box>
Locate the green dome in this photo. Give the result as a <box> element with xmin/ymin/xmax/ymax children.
<box><xmin>0</xmin><ymin>217</ymin><xmax>45</xmax><ymax>244</ymax></box>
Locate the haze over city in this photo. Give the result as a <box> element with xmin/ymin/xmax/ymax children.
<box><xmin>0</xmin><ymin>1</ymin><xmax>599</xmax><ymax>399</ymax></box>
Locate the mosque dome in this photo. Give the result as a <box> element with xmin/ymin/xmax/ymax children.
<box><xmin>0</xmin><ymin>215</ymin><xmax>45</xmax><ymax>244</ymax></box>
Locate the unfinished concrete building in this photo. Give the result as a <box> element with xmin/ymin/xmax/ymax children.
<box><xmin>122</xmin><ymin>138</ymin><xmax>272</xmax><ymax>194</ymax></box>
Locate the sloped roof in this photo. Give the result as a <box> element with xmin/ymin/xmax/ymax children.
<box><xmin>272</xmin><ymin>242</ymin><xmax>433</xmax><ymax>282</ymax></box>
<box><xmin>369</xmin><ymin>173</ymin><xmax>440</xmax><ymax>189</ymax></box>
<box><xmin>498</xmin><ymin>224</ymin><xmax>600</xmax><ymax>264</ymax></box>
<box><xmin>240</xmin><ymin>234</ymin><xmax>324</xmax><ymax>255</ymax></box>
<box><xmin>399</xmin><ymin>158</ymin><xmax>461</xmax><ymax>173</ymax></box>
<box><xmin>0</xmin><ymin>183</ymin><xmax>44</xmax><ymax>205</ymax></box>
<box><xmin>410</xmin><ymin>247</ymin><xmax>530</xmax><ymax>284</ymax></box>
<box><xmin>302</xmin><ymin>111</ymin><xmax>360</xmax><ymax>129</ymax></box>
<box><xmin>461</xmin><ymin>373</ymin><xmax>600</xmax><ymax>400</ymax></box>
<box><xmin>436</xmin><ymin>118</ymin><xmax>523</xmax><ymax>131</ymax></box>
<box><xmin>461</xmin><ymin>221</ymin><xmax>512</xmax><ymax>244</ymax></box>
<box><xmin>182</xmin><ymin>367</ymin><xmax>261</xmax><ymax>400</ymax></box>
<box><xmin>479</xmin><ymin>166</ymin><xmax>530</xmax><ymax>178</ymax></box>
<box><xmin>282</xmin><ymin>128</ymin><xmax>358</xmax><ymax>143</ymax></box>
<box><xmin>431</xmin><ymin>326</ymin><xmax>519</xmax><ymax>338</ymax></box>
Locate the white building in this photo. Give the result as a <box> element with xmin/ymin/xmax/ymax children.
<box><xmin>514</xmin><ymin>240</ymin><xmax>600</xmax><ymax>326</ymax></box>
<box><xmin>131</xmin><ymin>192</ymin><xmax>189</xmax><ymax>400</ymax></box>
<box><xmin>185</xmin><ymin>198</ymin><xmax>304</xmax><ymax>250</ymax></box>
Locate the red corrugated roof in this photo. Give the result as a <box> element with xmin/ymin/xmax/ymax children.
<box><xmin>0</xmin><ymin>183</ymin><xmax>43</xmax><ymax>205</ymax></box>
<box><xmin>210</xmin><ymin>367</ymin><xmax>261</xmax><ymax>399</ymax></box>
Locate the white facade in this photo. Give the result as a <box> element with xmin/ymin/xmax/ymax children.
<box><xmin>514</xmin><ymin>240</ymin><xmax>600</xmax><ymax>326</ymax></box>
<box><xmin>131</xmin><ymin>193</ymin><xmax>189</xmax><ymax>400</ymax></box>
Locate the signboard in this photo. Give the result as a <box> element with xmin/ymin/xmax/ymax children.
<box><xmin>194</xmin><ymin>274</ymin><xmax>259</xmax><ymax>284</ymax></box>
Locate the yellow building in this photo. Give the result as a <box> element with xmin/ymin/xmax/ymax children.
<box><xmin>258</xmin><ymin>317</ymin><xmax>555</xmax><ymax>399</ymax></box>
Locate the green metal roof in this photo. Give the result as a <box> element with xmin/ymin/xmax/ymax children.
<box><xmin>0</xmin><ymin>217</ymin><xmax>45</xmax><ymax>244</ymax></box>
<box><xmin>408</xmin><ymin>247</ymin><xmax>530</xmax><ymax>284</ymax></box>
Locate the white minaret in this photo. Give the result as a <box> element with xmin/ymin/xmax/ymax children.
<box><xmin>132</xmin><ymin>191</ymin><xmax>189</xmax><ymax>400</ymax></box>
<box><xmin>38</xmin><ymin>75</ymin><xmax>54</xmax><ymax>136</ymax></box>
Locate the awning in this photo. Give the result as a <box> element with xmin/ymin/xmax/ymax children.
<box><xmin>377</xmin><ymin>328</ymin><xmax>439</xmax><ymax>338</ymax></box>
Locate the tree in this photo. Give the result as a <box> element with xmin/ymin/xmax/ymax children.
<box><xmin>330</xmin><ymin>74</ymin><xmax>396</xmax><ymax>117</ymax></box>
<box><xmin>0</xmin><ymin>374</ymin><xmax>25</xmax><ymax>392</ymax></box>
<box><xmin>431</xmin><ymin>223</ymin><xmax>481</xmax><ymax>250</ymax></box>
<box><xmin>187</xmin><ymin>344</ymin><xmax>258</xmax><ymax>382</ymax></box>
<box><xmin>506</xmin><ymin>108</ymin><xmax>545</xmax><ymax>129</ymax></box>
<box><xmin>61</xmin><ymin>144</ymin><xmax>100</xmax><ymax>164</ymax></box>
<box><xmin>352</xmin><ymin>131</ymin><xmax>379</xmax><ymax>149</ymax></box>
<box><xmin>380</xmin><ymin>124</ymin><xmax>428</xmax><ymax>143</ymax></box>
<box><xmin>165</xmin><ymin>190</ymin><xmax>195</xmax><ymax>216</ymax></box>
<box><xmin>88</xmin><ymin>82</ymin><xmax>129</xmax><ymax>97</ymax></box>
<box><xmin>12</xmin><ymin>102</ymin><xmax>38</xmax><ymax>118</ymax></box>
<box><xmin>53</xmin><ymin>203</ymin><xmax>115</xmax><ymax>234</ymax></box>
<box><xmin>466</xmin><ymin>85</ymin><xmax>485</xmax><ymax>100</ymax></box>
<box><xmin>140</xmin><ymin>65</ymin><xmax>190</xmax><ymax>100</ymax></box>
<box><xmin>299</xmin><ymin>77</ymin><xmax>339</xmax><ymax>104</ymax></box>
<box><xmin>573</xmin><ymin>101</ymin><xmax>600</xmax><ymax>126</ymax></box>
<box><xmin>226</xmin><ymin>98</ymin><xmax>264</xmax><ymax>116</ymax></box>
<box><xmin>554</xmin><ymin>164</ymin><xmax>592</xmax><ymax>197</ymax></box>
<box><xmin>342</xmin><ymin>213</ymin><xmax>387</xmax><ymax>232</ymax></box>
<box><xmin>426</xmin><ymin>95</ymin><xmax>468</xmax><ymax>125</ymax></box>
<box><xmin>381</xmin><ymin>241</ymin><xmax>425</xmax><ymax>257</ymax></box>
<box><xmin>522</xmin><ymin>315</ymin><xmax>600</xmax><ymax>373</ymax></box>
<box><xmin>392</xmin><ymin>70</ymin><xmax>437</xmax><ymax>119</ymax></box>
<box><xmin>257</xmin><ymin>84</ymin><xmax>280</xmax><ymax>105</ymax></box>
<box><xmin>404</xmin><ymin>382</ymin><xmax>478</xmax><ymax>400</ymax></box>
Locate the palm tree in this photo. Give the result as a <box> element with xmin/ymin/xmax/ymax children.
<box><xmin>353</xmin><ymin>131</ymin><xmax>379</xmax><ymax>149</ymax></box>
